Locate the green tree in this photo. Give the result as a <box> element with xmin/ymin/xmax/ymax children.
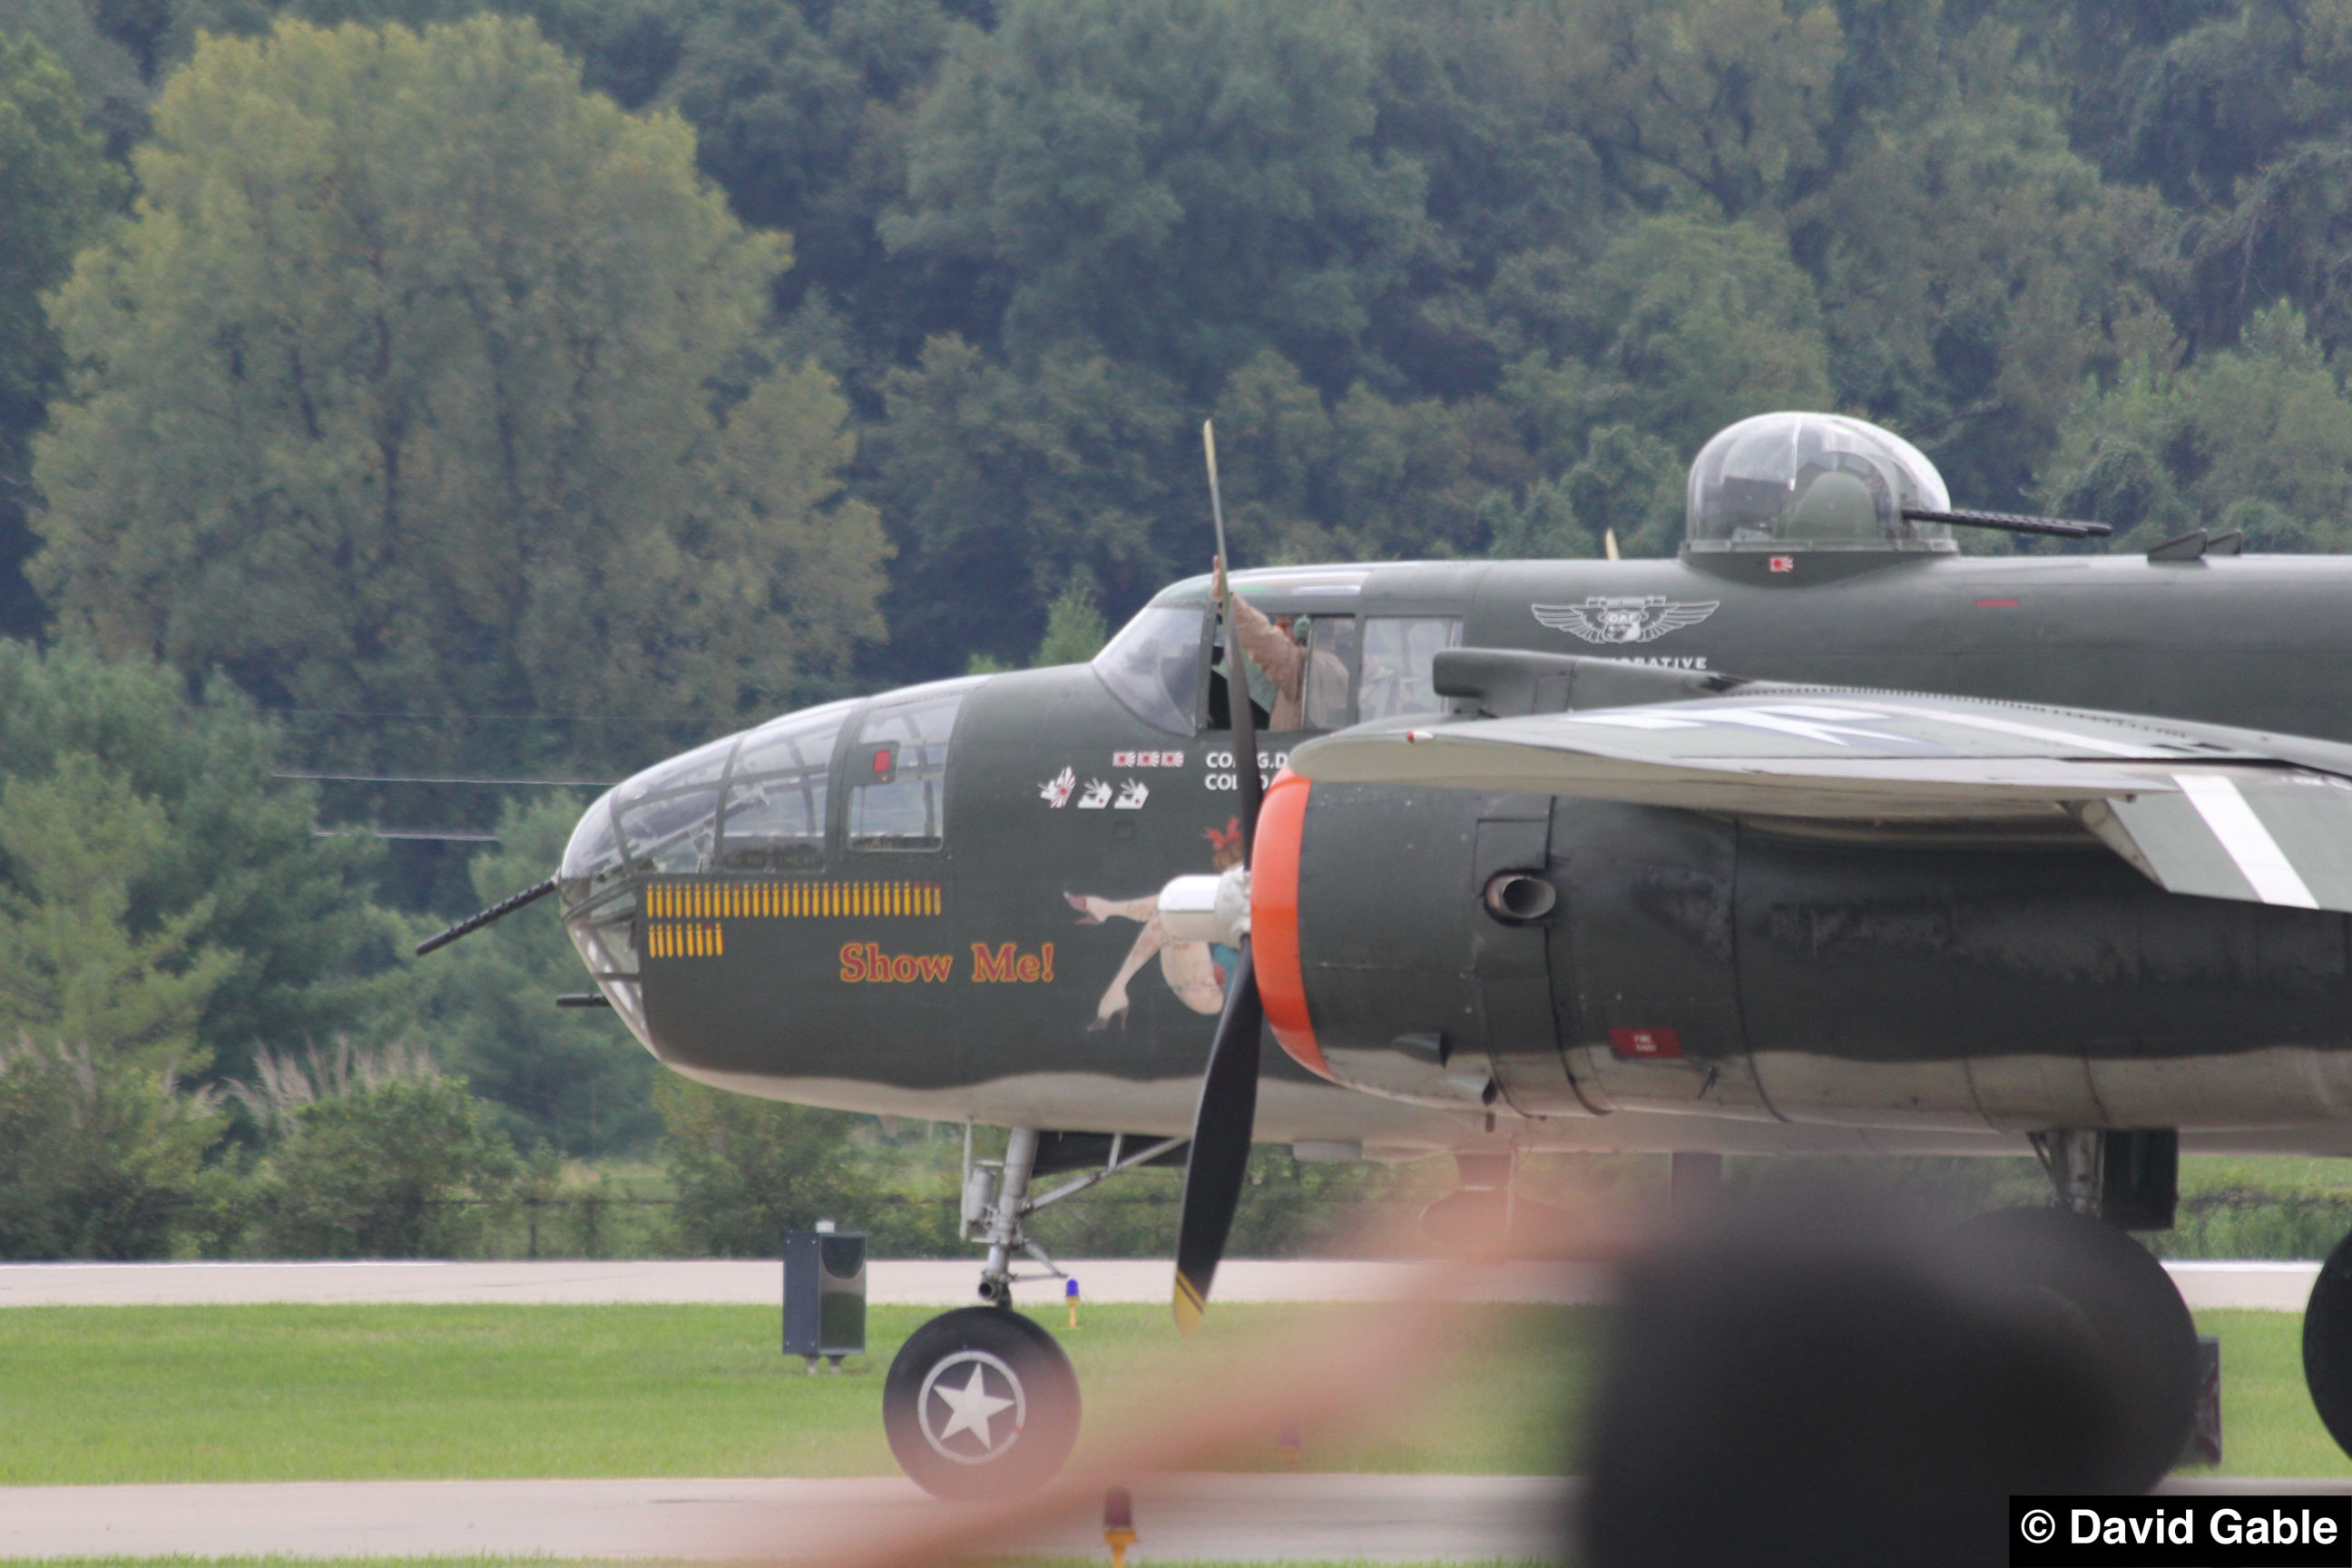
<box><xmin>416</xmin><ymin>795</ymin><xmax>662</xmax><ymax>1156</ymax></box>
<box><xmin>0</xmin><ymin>754</ymin><xmax>235</xmax><ymax>1065</ymax></box>
<box><xmin>0</xmin><ymin>0</ymin><xmax>145</xmax><ymax>142</ymax></box>
<box><xmin>886</xmin><ymin>0</ymin><xmax>1428</xmax><ymax>393</ymax></box>
<box><xmin>1031</xmin><ymin>573</ymin><xmax>1108</xmax><ymax>666</ymax></box>
<box><xmin>2039</xmin><ymin>303</ymin><xmax>2352</xmax><ymax>550</ymax></box>
<box><xmin>1477</xmin><ymin>476</ymin><xmax>1588</xmax><ymax>561</ymax></box>
<box><xmin>658</xmin><ymin>1075</ymin><xmax>863</xmax><ymax>1255</ymax></box>
<box><xmin>1521</xmin><ymin>0</ymin><xmax>1842</xmax><ymax>219</ymax></box>
<box><xmin>246</xmin><ymin>1061</ymin><xmax>520</xmax><ymax>1257</ymax></box>
<box><xmin>1563</xmin><ymin>424</ymin><xmax>1688</xmax><ymax>557</ymax></box>
<box><xmin>0</xmin><ymin>643</ymin><xmax>400</xmax><ymax>1258</ymax></box>
<box><xmin>662</xmin><ymin>0</ymin><xmax>973</xmax><ymax>367</ymax></box>
<box><xmin>1356</xmin><ymin>1</ymin><xmax>1615</xmax><ymax>397</ymax></box>
<box><xmin>0</xmin><ymin>1034</ymin><xmax>223</xmax><ymax>1258</ymax></box>
<box><xmin>1563</xmin><ymin>215</ymin><xmax>1834</xmax><ymax>456</ymax></box>
<box><xmin>0</xmin><ymin>30</ymin><xmax>122</xmax><ymax>635</ymax></box>
<box><xmin>0</xmin><ymin>641</ymin><xmax>399</xmax><ymax>1082</ymax></box>
<box><xmin>1788</xmin><ymin>14</ymin><xmax>2161</xmax><ymax>508</ymax></box>
<box><xmin>33</xmin><ymin>15</ymin><xmax>887</xmax><ymax>785</ymax></box>
<box><xmin>1467</xmin><ymin>216</ymin><xmax>1829</xmax><ymax>553</ymax></box>
<box><xmin>2100</xmin><ymin>1</ymin><xmax>2342</xmax><ymax>209</ymax></box>
<box><xmin>1206</xmin><ymin>348</ymin><xmax>1531</xmax><ymax>566</ymax></box>
<box><xmin>867</xmin><ymin>335</ymin><xmax>1183</xmax><ymax>674</ymax></box>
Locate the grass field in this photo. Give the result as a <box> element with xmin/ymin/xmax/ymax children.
<box><xmin>0</xmin><ymin>1302</ymin><xmax>1591</xmax><ymax>1485</ymax></box>
<box><xmin>0</xmin><ymin>1301</ymin><xmax>2336</xmax><ymax>1485</ymax></box>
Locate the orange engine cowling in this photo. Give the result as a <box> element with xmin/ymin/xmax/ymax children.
<box><xmin>1248</xmin><ymin>770</ymin><xmax>1543</xmax><ymax>1112</ymax></box>
<box><xmin>1250</xmin><ymin>769</ymin><xmax>1325</xmax><ymax>1079</ymax></box>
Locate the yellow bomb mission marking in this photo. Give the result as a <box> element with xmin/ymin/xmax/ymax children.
<box><xmin>838</xmin><ymin>942</ymin><xmax>1055</xmax><ymax>985</ymax></box>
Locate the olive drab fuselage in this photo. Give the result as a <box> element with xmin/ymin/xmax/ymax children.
<box><xmin>561</xmin><ymin>545</ymin><xmax>2352</xmax><ymax>1161</ymax></box>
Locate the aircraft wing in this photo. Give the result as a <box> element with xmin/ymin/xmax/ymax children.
<box><xmin>1289</xmin><ymin>691</ymin><xmax>2352</xmax><ymax>915</ymax></box>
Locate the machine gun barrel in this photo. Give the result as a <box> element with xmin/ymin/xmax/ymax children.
<box><xmin>414</xmin><ymin>874</ymin><xmax>559</xmax><ymax>956</ymax></box>
<box><xmin>1902</xmin><ymin>505</ymin><xmax>2112</xmax><ymax>540</ymax></box>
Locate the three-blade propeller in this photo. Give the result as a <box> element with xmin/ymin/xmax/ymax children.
<box><xmin>1172</xmin><ymin>423</ymin><xmax>1268</xmax><ymax>1334</ymax></box>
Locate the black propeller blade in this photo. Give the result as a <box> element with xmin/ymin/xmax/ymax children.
<box><xmin>1174</xmin><ymin>420</ymin><xmax>1269</xmax><ymax>1334</ymax></box>
<box><xmin>1174</xmin><ymin>945</ymin><xmax>1263</xmax><ymax>1333</ymax></box>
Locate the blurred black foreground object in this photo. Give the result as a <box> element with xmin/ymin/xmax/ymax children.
<box><xmin>1579</xmin><ymin>1186</ymin><xmax>2197</xmax><ymax>1568</ymax></box>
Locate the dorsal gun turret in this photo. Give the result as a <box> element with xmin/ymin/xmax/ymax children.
<box><xmin>1685</xmin><ymin>412</ymin><xmax>1955</xmax><ymax>556</ymax></box>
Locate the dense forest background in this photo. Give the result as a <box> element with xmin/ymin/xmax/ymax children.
<box><xmin>6</xmin><ymin>0</ymin><xmax>2352</xmax><ymax>1256</ymax></box>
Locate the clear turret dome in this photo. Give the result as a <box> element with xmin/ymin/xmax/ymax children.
<box><xmin>1685</xmin><ymin>413</ymin><xmax>1955</xmax><ymax>554</ymax></box>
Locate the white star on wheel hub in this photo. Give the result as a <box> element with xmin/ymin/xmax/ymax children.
<box><xmin>917</xmin><ymin>1349</ymin><xmax>1027</xmax><ymax>1463</ymax></box>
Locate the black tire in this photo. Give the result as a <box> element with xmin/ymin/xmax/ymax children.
<box><xmin>883</xmin><ymin>1307</ymin><xmax>1081</xmax><ymax>1499</ymax></box>
<box><xmin>2301</xmin><ymin>1226</ymin><xmax>2352</xmax><ymax>1458</ymax></box>
<box><xmin>1955</xmin><ymin>1206</ymin><xmax>2197</xmax><ymax>1494</ymax></box>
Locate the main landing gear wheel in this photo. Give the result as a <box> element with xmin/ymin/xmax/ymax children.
<box><xmin>1959</xmin><ymin>1206</ymin><xmax>2198</xmax><ymax>1494</ymax></box>
<box><xmin>884</xmin><ymin>1306</ymin><xmax>1080</xmax><ymax>1499</ymax></box>
<box><xmin>2300</xmin><ymin>1226</ymin><xmax>2352</xmax><ymax>1458</ymax></box>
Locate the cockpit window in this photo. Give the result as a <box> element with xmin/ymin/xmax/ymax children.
<box><xmin>612</xmin><ymin>734</ymin><xmax>733</xmax><ymax>873</ymax></box>
<box><xmin>1358</xmin><ymin>616</ymin><xmax>1461</xmax><ymax>722</ymax></box>
<box><xmin>716</xmin><ymin>699</ymin><xmax>855</xmax><ymax>871</ymax></box>
<box><xmin>1093</xmin><ymin>605</ymin><xmax>1205</xmax><ymax>734</ymax></box>
<box><xmin>1686</xmin><ymin>412</ymin><xmax>1955</xmax><ymax>553</ymax></box>
<box><xmin>1302</xmin><ymin>617</ymin><xmax>1356</xmax><ymax>729</ymax></box>
<box><xmin>848</xmin><ymin>681</ymin><xmax>978</xmax><ymax>851</ymax></box>
<box><xmin>561</xmin><ymin>794</ymin><xmax>625</xmax><ymax>885</ymax></box>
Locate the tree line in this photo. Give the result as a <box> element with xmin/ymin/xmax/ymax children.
<box><xmin>3</xmin><ymin>0</ymin><xmax>2352</xmax><ymax>1253</ymax></box>
<box><xmin>9</xmin><ymin>0</ymin><xmax>2352</xmax><ymax>760</ymax></box>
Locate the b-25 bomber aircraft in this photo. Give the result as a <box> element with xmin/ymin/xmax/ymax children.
<box><xmin>427</xmin><ymin>410</ymin><xmax>2352</xmax><ymax>1496</ymax></box>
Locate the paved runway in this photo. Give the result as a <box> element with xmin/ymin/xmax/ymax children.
<box><xmin>3</xmin><ymin>1472</ymin><xmax>2344</xmax><ymax>1559</ymax></box>
<box><xmin>0</xmin><ymin>1258</ymin><xmax>1607</xmax><ymax>1308</ymax></box>
<box><xmin>0</xmin><ymin>1257</ymin><xmax>2316</xmax><ymax>1309</ymax></box>
<box><xmin>0</xmin><ymin>1474</ymin><xmax>1573</xmax><ymax>1561</ymax></box>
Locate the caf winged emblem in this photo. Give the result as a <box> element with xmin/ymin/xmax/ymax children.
<box><xmin>1533</xmin><ymin>595</ymin><xmax>1720</xmax><ymax>645</ymax></box>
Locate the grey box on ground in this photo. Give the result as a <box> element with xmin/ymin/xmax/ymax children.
<box><xmin>783</xmin><ymin>1231</ymin><xmax>866</xmax><ymax>1369</ymax></box>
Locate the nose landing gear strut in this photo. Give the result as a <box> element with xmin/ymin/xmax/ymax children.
<box><xmin>881</xmin><ymin>1124</ymin><xmax>1184</xmax><ymax>1497</ymax></box>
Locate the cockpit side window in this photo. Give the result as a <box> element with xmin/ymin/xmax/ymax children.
<box><xmin>716</xmin><ymin>700</ymin><xmax>856</xmax><ymax>871</ymax></box>
<box><xmin>848</xmin><ymin>685</ymin><xmax>974</xmax><ymax>851</ymax></box>
<box><xmin>1358</xmin><ymin>616</ymin><xmax>1462</xmax><ymax>722</ymax></box>
<box><xmin>1208</xmin><ymin>603</ymin><xmax>1355</xmax><ymax>733</ymax></box>
<box><xmin>1093</xmin><ymin>606</ymin><xmax>1206</xmax><ymax>734</ymax></box>
<box><xmin>1302</xmin><ymin>617</ymin><xmax>1357</xmax><ymax>729</ymax></box>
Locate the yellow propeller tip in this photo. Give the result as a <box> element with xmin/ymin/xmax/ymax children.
<box><xmin>1172</xmin><ymin>1272</ymin><xmax>1207</xmax><ymax>1338</ymax></box>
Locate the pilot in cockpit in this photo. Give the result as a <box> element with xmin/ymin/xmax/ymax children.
<box><xmin>1212</xmin><ymin>557</ymin><xmax>1349</xmax><ymax>730</ymax></box>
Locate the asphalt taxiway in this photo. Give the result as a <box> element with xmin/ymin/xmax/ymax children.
<box><xmin>2</xmin><ymin>1473</ymin><xmax>2345</xmax><ymax>1560</ymax></box>
<box><xmin>0</xmin><ymin>1257</ymin><xmax>2316</xmax><ymax>1308</ymax></box>
<box><xmin>0</xmin><ymin>1474</ymin><xmax>1573</xmax><ymax>1561</ymax></box>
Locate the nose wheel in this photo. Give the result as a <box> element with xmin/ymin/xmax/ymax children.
<box><xmin>887</xmin><ymin>1123</ymin><xmax>1181</xmax><ymax>1494</ymax></box>
<box><xmin>884</xmin><ymin>1306</ymin><xmax>1081</xmax><ymax>1498</ymax></box>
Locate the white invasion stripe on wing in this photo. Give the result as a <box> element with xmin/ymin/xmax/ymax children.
<box><xmin>1877</xmin><ymin>704</ymin><xmax>2158</xmax><ymax>759</ymax></box>
<box><xmin>2174</xmin><ymin>772</ymin><xmax>2321</xmax><ymax>909</ymax></box>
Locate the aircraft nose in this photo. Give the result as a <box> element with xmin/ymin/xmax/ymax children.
<box><xmin>561</xmin><ymin>782</ymin><xmax>649</xmax><ymax>1044</ymax></box>
<box><xmin>555</xmin><ymin>698</ymin><xmax>861</xmax><ymax>1049</ymax></box>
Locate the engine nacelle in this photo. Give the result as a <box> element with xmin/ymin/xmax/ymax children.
<box><xmin>1253</xmin><ymin>773</ymin><xmax>2352</xmax><ymax>1136</ymax></box>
